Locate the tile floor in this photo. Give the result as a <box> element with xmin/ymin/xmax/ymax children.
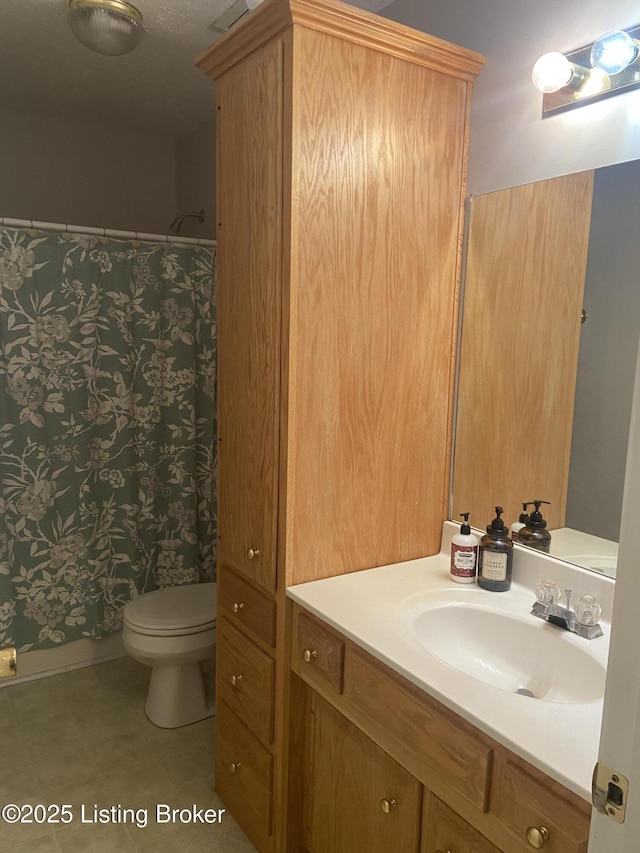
<box><xmin>0</xmin><ymin>656</ymin><xmax>257</xmax><ymax>852</ymax></box>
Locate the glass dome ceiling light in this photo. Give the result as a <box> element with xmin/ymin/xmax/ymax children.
<box><xmin>68</xmin><ymin>0</ymin><xmax>145</xmax><ymax>57</ymax></box>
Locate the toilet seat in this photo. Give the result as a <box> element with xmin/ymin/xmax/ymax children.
<box><xmin>124</xmin><ymin>582</ymin><xmax>217</xmax><ymax>637</ymax></box>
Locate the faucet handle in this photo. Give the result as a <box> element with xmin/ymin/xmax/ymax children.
<box><xmin>535</xmin><ymin>580</ymin><xmax>561</xmax><ymax>604</ymax></box>
<box><xmin>576</xmin><ymin>594</ymin><xmax>602</xmax><ymax>626</ymax></box>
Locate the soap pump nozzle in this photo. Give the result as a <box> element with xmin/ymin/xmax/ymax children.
<box><xmin>528</xmin><ymin>499</ymin><xmax>550</xmax><ymax>528</ymax></box>
<box><xmin>487</xmin><ymin>505</ymin><xmax>507</xmax><ymax>534</ymax></box>
<box><xmin>519</xmin><ymin>502</ymin><xmax>532</xmax><ymax>523</ymax></box>
<box><xmin>458</xmin><ymin>512</ymin><xmax>471</xmax><ymax>535</ymax></box>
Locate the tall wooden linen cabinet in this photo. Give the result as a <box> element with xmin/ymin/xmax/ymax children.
<box><xmin>196</xmin><ymin>1</ymin><xmax>483</xmax><ymax>850</ymax></box>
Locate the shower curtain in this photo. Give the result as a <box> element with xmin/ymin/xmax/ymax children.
<box><xmin>0</xmin><ymin>227</ymin><xmax>216</xmax><ymax>651</ymax></box>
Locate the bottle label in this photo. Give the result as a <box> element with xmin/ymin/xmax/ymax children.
<box><xmin>451</xmin><ymin>545</ymin><xmax>477</xmax><ymax>577</ymax></box>
<box><xmin>481</xmin><ymin>551</ymin><xmax>507</xmax><ymax>581</ymax></box>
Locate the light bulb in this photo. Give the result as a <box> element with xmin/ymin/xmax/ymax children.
<box><xmin>591</xmin><ymin>30</ymin><xmax>639</xmax><ymax>76</ymax></box>
<box><xmin>532</xmin><ymin>52</ymin><xmax>574</xmax><ymax>93</ymax></box>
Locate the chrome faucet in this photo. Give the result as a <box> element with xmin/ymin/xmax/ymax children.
<box><xmin>531</xmin><ymin>582</ymin><xmax>603</xmax><ymax>639</ymax></box>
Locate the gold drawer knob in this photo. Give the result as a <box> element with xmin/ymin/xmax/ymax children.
<box><xmin>379</xmin><ymin>798</ymin><xmax>396</xmax><ymax>815</ymax></box>
<box><xmin>247</xmin><ymin>548</ymin><xmax>260</xmax><ymax>560</ymax></box>
<box><xmin>302</xmin><ymin>648</ymin><xmax>318</xmax><ymax>663</ymax></box>
<box><xmin>526</xmin><ymin>826</ymin><xmax>549</xmax><ymax>848</ymax></box>
<box><xmin>230</xmin><ymin>674</ymin><xmax>243</xmax><ymax>687</ymax></box>
<box><xmin>436</xmin><ymin>850</ymin><xmax>453</xmax><ymax>853</ymax></box>
<box><xmin>230</xmin><ymin>762</ymin><xmax>241</xmax><ymax>773</ymax></box>
<box><xmin>232</xmin><ymin>602</ymin><xmax>245</xmax><ymax>613</ymax></box>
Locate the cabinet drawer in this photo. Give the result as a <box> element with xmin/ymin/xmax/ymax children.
<box><xmin>493</xmin><ymin>757</ymin><xmax>590</xmax><ymax>853</ymax></box>
<box><xmin>292</xmin><ymin>609</ymin><xmax>345</xmax><ymax>695</ymax></box>
<box><xmin>218</xmin><ymin>566</ymin><xmax>276</xmax><ymax>648</ymax></box>
<box><xmin>344</xmin><ymin>647</ymin><xmax>493</xmax><ymax>812</ymax></box>
<box><xmin>216</xmin><ymin>703</ymin><xmax>273</xmax><ymax>848</ymax></box>
<box><xmin>217</xmin><ymin>617</ymin><xmax>275</xmax><ymax>746</ymax></box>
<box><xmin>423</xmin><ymin>793</ymin><xmax>500</xmax><ymax>853</ymax></box>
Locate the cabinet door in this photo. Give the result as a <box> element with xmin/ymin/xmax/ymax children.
<box><xmin>216</xmin><ymin>38</ymin><xmax>283</xmax><ymax>593</ymax></box>
<box><xmin>422</xmin><ymin>792</ymin><xmax>500</xmax><ymax>853</ymax></box>
<box><xmin>216</xmin><ymin>701</ymin><xmax>274</xmax><ymax>851</ymax></box>
<box><xmin>305</xmin><ymin>692</ymin><xmax>421</xmax><ymax>853</ymax></box>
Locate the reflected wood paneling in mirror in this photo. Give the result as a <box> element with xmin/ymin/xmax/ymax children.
<box><xmin>452</xmin><ymin>171</ymin><xmax>594</xmax><ymax>532</ymax></box>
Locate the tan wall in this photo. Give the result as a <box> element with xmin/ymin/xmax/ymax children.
<box><xmin>0</xmin><ymin>107</ymin><xmax>176</xmax><ymax>233</ymax></box>
<box><xmin>175</xmin><ymin>119</ymin><xmax>216</xmax><ymax>240</ymax></box>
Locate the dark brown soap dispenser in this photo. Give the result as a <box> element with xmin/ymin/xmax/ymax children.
<box><xmin>478</xmin><ymin>506</ymin><xmax>513</xmax><ymax>592</ymax></box>
<box><xmin>518</xmin><ymin>500</ymin><xmax>551</xmax><ymax>553</ymax></box>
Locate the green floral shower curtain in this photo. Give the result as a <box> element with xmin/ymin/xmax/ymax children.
<box><xmin>0</xmin><ymin>228</ymin><xmax>216</xmax><ymax>651</ymax></box>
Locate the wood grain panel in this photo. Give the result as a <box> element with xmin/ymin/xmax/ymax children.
<box><xmin>286</xmin><ymin>29</ymin><xmax>470</xmax><ymax>582</ymax></box>
<box><xmin>305</xmin><ymin>691</ymin><xmax>422</xmax><ymax>853</ymax></box>
<box><xmin>423</xmin><ymin>792</ymin><xmax>501</xmax><ymax>853</ymax></box>
<box><xmin>343</xmin><ymin>646</ymin><xmax>493</xmax><ymax>812</ymax></box>
<box><xmin>217</xmin><ymin>617</ymin><xmax>275</xmax><ymax>746</ymax></box>
<box><xmin>452</xmin><ymin>171</ymin><xmax>594</xmax><ymax>533</ymax></box>
<box><xmin>216</xmin><ymin>703</ymin><xmax>274</xmax><ymax>849</ymax></box>
<box><xmin>218</xmin><ymin>565</ymin><xmax>277</xmax><ymax>649</ymax></box>
<box><xmin>196</xmin><ymin>0</ymin><xmax>484</xmax><ymax>83</ymax></box>
<box><xmin>292</xmin><ymin>609</ymin><xmax>345</xmax><ymax>694</ymax></box>
<box><xmin>492</xmin><ymin>753</ymin><xmax>590</xmax><ymax>853</ymax></box>
<box><xmin>216</xmin><ymin>39</ymin><xmax>283</xmax><ymax>592</ymax></box>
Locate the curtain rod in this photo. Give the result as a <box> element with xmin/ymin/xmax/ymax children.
<box><xmin>0</xmin><ymin>217</ymin><xmax>216</xmax><ymax>248</ymax></box>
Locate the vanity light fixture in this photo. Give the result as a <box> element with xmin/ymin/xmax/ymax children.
<box><xmin>533</xmin><ymin>23</ymin><xmax>640</xmax><ymax>117</ymax></box>
<box><xmin>68</xmin><ymin>0</ymin><xmax>145</xmax><ymax>56</ymax></box>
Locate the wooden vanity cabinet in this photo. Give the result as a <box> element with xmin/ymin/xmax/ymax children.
<box><xmin>293</xmin><ymin>603</ymin><xmax>591</xmax><ymax>853</ymax></box>
<box><xmin>423</xmin><ymin>794</ymin><xmax>501</xmax><ymax>853</ymax></box>
<box><xmin>196</xmin><ymin>0</ymin><xmax>483</xmax><ymax>848</ymax></box>
<box><xmin>215</xmin><ymin>569</ymin><xmax>277</xmax><ymax>851</ymax></box>
<box><xmin>306</xmin><ymin>692</ymin><xmax>422</xmax><ymax>853</ymax></box>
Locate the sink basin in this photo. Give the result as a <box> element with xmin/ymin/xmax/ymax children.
<box><xmin>410</xmin><ymin>601</ymin><xmax>606</xmax><ymax>704</ymax></box>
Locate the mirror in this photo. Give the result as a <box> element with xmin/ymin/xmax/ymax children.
<box><xmin>452</xmin><ymin>159</ymin><xmax>640</xmax><ymax>579</ymax></box>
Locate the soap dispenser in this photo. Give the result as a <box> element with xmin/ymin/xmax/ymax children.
<box><xmin>510</xmin><ymin>502</ymin><xmax>532</xmax><ymax>544</ymax></box>
<box><xmin>450</xmin><ymin>513</ymin><xmax>479</xmax><ymax>584</ymax></box>
<box><xmin>518</xmin><ymin>500</ymin><xmax>551</xmax><ymax>553</ymax></box>
<box><xmin>478</xmin><ymin>506</ymin><xmax>513</xmax><ymax>592</ymax></box>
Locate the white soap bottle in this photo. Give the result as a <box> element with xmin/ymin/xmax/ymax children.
<box><xmin>511</xmin><ymin>502</ymin><xmax>532</xmax><ymax>544</ymax></box>
<box><xmin>450</xmin><ymin>512</ymin><xmax>479</xmax><ymax>584</ymax></box>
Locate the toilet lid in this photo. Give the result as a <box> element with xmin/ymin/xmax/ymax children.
<box><xmin>123</xmin><ymin>582</ymin><xmax>217</xmax><ymax>635</ymax></box>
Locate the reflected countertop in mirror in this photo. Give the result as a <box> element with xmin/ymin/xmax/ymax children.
<box><xmin>452</xmin><ymin>159</ymin><xmax>640</xmax><ymax>580</ymax></box>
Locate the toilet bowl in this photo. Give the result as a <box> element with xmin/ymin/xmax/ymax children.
<box><xmin>122</xmin><ymin>582</ymin><xmax>216</xmax><ymax>728</ymax></box>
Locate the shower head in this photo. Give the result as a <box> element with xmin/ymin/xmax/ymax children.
<box><xmin>169</xmin><ymin>208</ymin><xmax>206</xmax><ymax>234</ymax></box>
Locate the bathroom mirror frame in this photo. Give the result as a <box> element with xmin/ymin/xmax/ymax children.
<box><xmin>450</xmin><ymin>158</ymin><xmax>640</xmax><ymax>579</ymax></box>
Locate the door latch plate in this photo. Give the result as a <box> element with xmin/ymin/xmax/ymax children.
<box><xmin>592</xmin><ymin>762</ymin><xmax>628</xmax><ymax>823</ymax></box>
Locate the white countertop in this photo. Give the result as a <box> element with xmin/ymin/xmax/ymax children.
<box><xmin>287</xmin><ymin>521</ymin><xmax>614</xmax><ymax>803</ymax></box>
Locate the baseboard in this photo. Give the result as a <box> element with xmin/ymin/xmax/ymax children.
<box><xmin>0</xmin><ymin>631</ymin><xmax>127</xmax><ymax>688</ymax></box>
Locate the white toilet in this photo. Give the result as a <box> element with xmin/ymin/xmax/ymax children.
<box><xmin>122</xmin><ymin>582</ymin><xmax>217</xmax><ymax>728</ymax></box>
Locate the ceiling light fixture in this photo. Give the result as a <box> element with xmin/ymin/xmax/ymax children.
<box><xmin>68</xmin><ymin>0</ymin><xmax>145</xmax><ymax>57</ymax></box>
<box><xmin>532</xmin><ymin>23</ymin><xmax>640</xmax><ymax>117</ymax></box>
